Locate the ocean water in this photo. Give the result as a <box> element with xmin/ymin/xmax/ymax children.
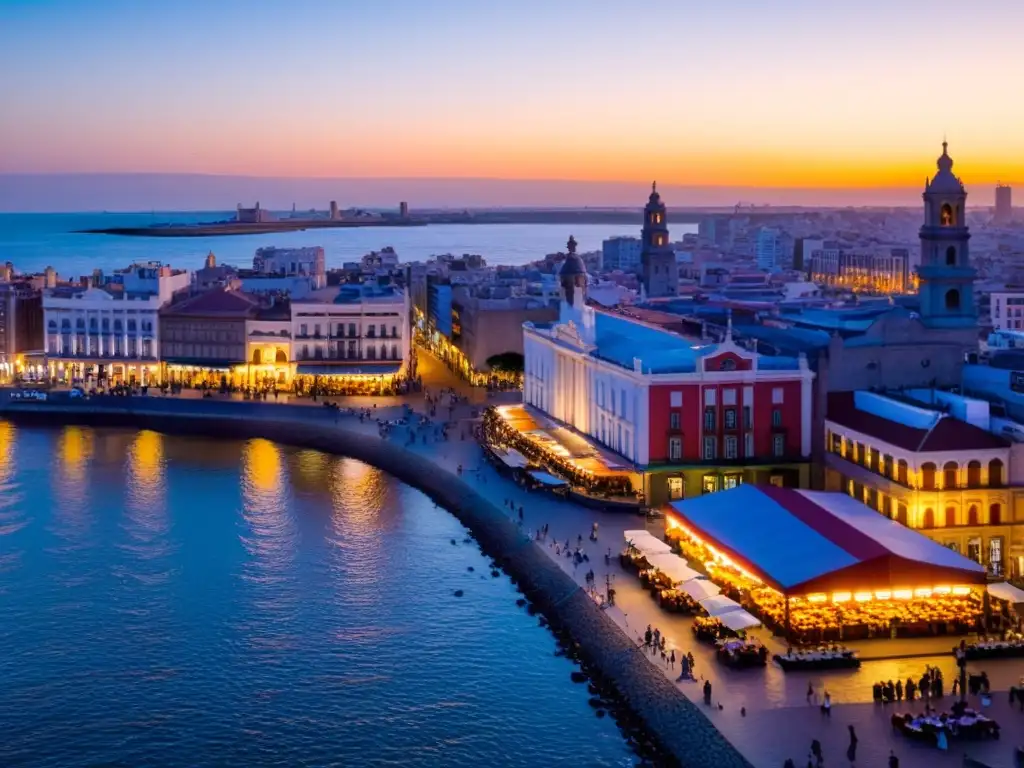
<box><xmin>0</xmin><ymin>212</ymin><xmax>696</xmax><ymax>276</ymax></box>
<box><xmin>0</xmin><ymin>423</ymin><xmax>635</xmax><ymax>767</ymax></box>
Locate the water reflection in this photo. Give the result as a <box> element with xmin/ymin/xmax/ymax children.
<box><xmin>116</xmin><ymin>431</ymin><xmax>173</xmax><ymax>581</ymax></box>
<box><xmin>50</xmin><ymin>426</ymin><xmax>95</xmax><ymax>545</ymax></box>
<box><xmin>325</xmin><ymin>459</ymin><xmax>390</xmax><ymax>604</ymax></box>
<box><xmin>239</xmin><ymin>439</ymin><xmax>298</xmax><ymax>611</ymax></box>
<box><xmin>0</xmin><ymin>421</ymin><xmax>26</xmax><ymax>587</ymax></box>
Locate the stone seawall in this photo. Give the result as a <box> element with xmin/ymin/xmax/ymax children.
<box><xmin>1</xmin><ymin>402</ymin><xmax>752</xmax><ymax>768</ymax></box>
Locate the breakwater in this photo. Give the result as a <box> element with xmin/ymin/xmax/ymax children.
<box><xmin>0</xmin><ymin>399</ymin><xmax>752</xmax><ymax>768</ymax></box>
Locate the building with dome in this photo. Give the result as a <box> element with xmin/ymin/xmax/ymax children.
<box><xmin>519</xmin><ymin>236</ymin><xmax>815</xmax><ymax>506</ymax></box>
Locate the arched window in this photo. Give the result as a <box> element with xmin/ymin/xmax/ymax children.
<box><xmin>251</xmin><ymin>349</ymin><xmax>262</xmax><ymax>364</ymax></box>
<box><xmin>941</xmin><ymin>203</ymin><xmax>954</xmax><ymax>226</ymax></box>
<box><xmin>896</xmin><ymin>504</ymin><xmax>908</xmax><ymax>526</ymax></box>
<box><xmin>897</xmin><ymin>459</ymin><xmax>909</xmax><ymax>485</ymax></box>
<box><xmin>920</xmin><ymin>462</ymin><xmax>937</xmax><ymax>490</ymax></box>
<box><xmin>48</xmin><ymin>320</ymin><xmax>57</xmax><ymax>331</ymax></box>
<box><xmin>75</xmin><ymin>318</ymin><xmax>85</xmax><ymax>330</ymax></box>
<box><xmin>968</xmin><ymin>505</ymin><xmax>979</xmax><ymax>526</ymax></box>
<box><xmin>275</xmin><ymin>349</ymin><xmax>287</xmax><ymax>363</ymax></box>
<box><xmin>720</xmin><ymin>358</ymin><xmax>736</xmax><ymax>372</ymax></box>
<box><xmin>990</xmin><ymin>504</ymin><xmax>1001</xmax><ymax>525</ymax></box>
<box><xmin>882</xmin><ymin>454</ymin><xmax>893</xmax><ymax>477</ymax></box>
<box><xmin>989</xmin><ymin>458</ymin><xmax>1004</xmax><ymax>487</ymax></box>
<box><xmin>945</xmin><ymin>289</ymin><xmax>960</xmax><ymax>311</ymax></box>
<box><xmin>943</xmin><ymin>461</ymin><xmax>959</xmax><ymax>489</ymax></box>
<box><xmin>923</xmin><ymin>508</ymin><xmax>935</xmax><ymax>529</ymax></box>
<box><xmin>944</xmin><ymin>506</ymin><xmax>956</xmax><ymax>527</ymax></box>
<box><xmin>127</xmin><ymin>320</ymin><xmax>137</xmax><ymax>332</ymax></box>
<box><xmin>61</xmin><ymin>318</ymin><xmax>71</xmax><ymax>330</ymax></box>
<box><xmin>391</xmin><ymin>344</ymin><xmax>399</xmax><ymax>360</ymax></box>
<box><xmin>101</xmin><ymin>318</ymin><xmax>110</xmax><ymax>331</ymax></box>
<box><xmin>967</xmin><ymin>460</ymin><xmax>982</xmax><ymax>487</ymax></box>
<box><xmin>88</xmin><ymin>318</ymin><xmax>97</xmax><ymax>331</ymax></box>
<box><xmin>380</xmin><ymin>343</ymin><xmax>387</xmax><ymax>360</ymax></box>
<box><xmin>945</xmin><ymin>246</ymin><xmax>957</xmax><ymax>266</ymax></box>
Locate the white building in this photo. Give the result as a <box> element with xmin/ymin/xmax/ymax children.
<box><xmin>990</xmin><ymin>290</ymin><xmax>1024</xmax><ymax>331</ymax></box>
<box><xmin>289</xmin><ymin>283</ymin><xmax>410</xmax><ymax>371</ymax></box>
<box><xmin>252</xmin><ymin>246</ymin><xmax>326</xmax><ymax>289</ymax></box>
<box><xmin>756</xmin><ymin>227</ymin><xmax>781</xmax><ymax>271</ymax></box>
<box><xmin>44</xmin><ymin>263</ymin><xmax>190</xmax><ymax>385</ymax></box>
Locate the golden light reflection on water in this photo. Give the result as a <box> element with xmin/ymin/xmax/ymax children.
<box><xmin>240</xmin><ymin>439</ymin><xmax>297</xmax><ymax>596</ymax></box>
<box><xmin>0</xmin><ymin>421</ymin><xmax>15</xmax><ymax>486</ymax></box>
<box><xmin>325</xmin><ymin>458</ymin><xmax>390</xmax><ymax>590</ymax></box>
<box><xmin>121</xmin><ymin>431</ymin><xmax>170</xmax><ymax>562</ymax></box>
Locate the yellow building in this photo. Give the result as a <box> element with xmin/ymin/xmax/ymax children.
<box><xmin>824</xmin><ymin>390</ymin><xmax>1024</xmax><ymax>580</ymax></box>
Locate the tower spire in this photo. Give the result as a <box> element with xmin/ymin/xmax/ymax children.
<box><xmin>651</xmin><ymin>180</ymin><xmax>657</xmax><ymax>194</ymax></box>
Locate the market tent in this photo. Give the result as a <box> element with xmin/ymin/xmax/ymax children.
<box><xmin>682</xmin><ymin>578</ymin><xmax>721</xmax><ymax>601</ymax></box>
<box><xmin>528</xmin><ymin>470</ymin><xmax>567</xmax><ymax>487</ymax></box>
<box><xmin>668</xmin><ymin>485</ymin><xmax>987</xmax><ymax>596</ymax></box>
<box><xmin>644</xmin><ymin>553</ymin><xmax>700</xmax><ymax>584</ymax></box>
<box><xmin>700</xmin><ymin>594</ymin><xmax>743</xmax><ymax>617</ymax></box>
<box><xmin>633</xmin><ymin>538</ymin><xmax>673</xmax><ymax>557</ymax></box>
<box><xmin>498</xmin><ymin>449</ymin><xmax>528</xmax><ymax>469</ymax></box>
<box><xmin>987</xmin><ymin>582</ymin><xmax>1024</xmax><ymax>604</ymax></box>
<box><xmin>718</xmin><ymin>609</ymin><xmax>762</xmax><ymax>632</ymax></box>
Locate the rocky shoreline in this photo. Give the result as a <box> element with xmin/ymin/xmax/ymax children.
<box><xmin>0</xmin><ymin>400</ymin><xmax>752</xmax><ymax>768</ymax></box>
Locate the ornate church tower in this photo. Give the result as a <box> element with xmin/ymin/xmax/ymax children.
<box><xmin>640</xmin><ymin>183</ymin><xmax>678</xmax><ymax>298</ymax></box>
<box><xmin>917</xmin><ymin>141</ymin><xmax>976</xmax><ymax>328</ymax></box>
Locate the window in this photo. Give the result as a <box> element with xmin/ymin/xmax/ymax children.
<box><xmin>882</xmin><ymin>496</ymin><xmax>893</xmax><ymax>518</ymax></box>
<box><xmin>391</xmin><ymin>344</ymin><xmax>399</xmax><ymax>360</ymax></box>
<box><xmin>967</xmin><ymin>460</ymin><xmax>982</xmax><ymax>487</ymax></box>
<box><xmin>968</xmin><ymin>505</ymin><xmax>979</xmax><ymax>526</ymax></box>
<box><xmin>771</xmin><ymin>409</ymin><xmax>782</xmax><ymax>427</ymax></box>
<box><xmin>724</xmin><ymin>408</ymin><xmax>737</xmax><ymax>429</ymax></box>
<box><xmin>620</xmin><ymin>390</ymin><xmax>627</xmax><ymax>419</ymax></box>
<box><xmin>723</xmin><ymin>475</ymin><xmax>740</xmax><ymax>490</ymax></box>
<box><xmin>920</xmin><ymin>462</ymin><xmax>937</xmax><ymax>490</ymax></box>
<box><xmin>772</xmin><ymin>387</ymin><xmax>784</xmax><ymax>404</ymax></box>
<box><xmin>743</xmin><ymin>405</ymin><xmax>752</xmax><ymax>429</ymax></box>
<box><xmin>990</xmin><ymin>503</ymin><xmax>1002</xmax><ymax>526</ymax></box>
<box><xmin>940</xmin><ymin>203</ymin><xmax>954</xmax><ymax>226</ymax></box>
<box><xmin>772</xmin><ymin>434</ymin><xmax>784</xmax><ymax>457</ymax></box>
<box><xmin>300</xmin><ymin>323</ymin><xmax>307</xmax><ymax>337</ymax></box>
<box><xmin>945</xmin><ymin>507</ymin><xmax>956</xmax><ymax>527</ymax></box>
<box><xmin>897</xmin><ymin>459</ymin><xmax>908</xmax><ymax>485</ymax></box>
<box><xmin>391</xmin><ymin>325</ymin><xmax>398</xmax><ymax>338</ymax></box>
<box><xmin>720</xmin><ymin>358</ymin><xmax>736</xmax><ymax>372</ymax></box>
<box><xmin>769</xmin><ymin>475</ymin><xmax>784</xmax><ymax>488</ymax></box>
<box><xmin>380</xmin><ymin>323</ymin><xmax>386</xmax><ymax>337</ymax></box>
<box><xmin>945</xmin><ymin>289</ymin><xmax>960</xmax><ymax>311</ymax></box>
<box><xmin>703</xmin><ymin>436</ymin><xmax>717</xmax><ymax>460</ymax></box>
<box><xmin>702</xmin><ymin>474</ymin><xmax>719</xmax><ymax>494</ymax></box>
<box><xmin>669</xmin><ymin>412</ymin><xmax>681</xmax><ymax>430</ymax></box>
<box><xmin>945</xmin><ymin>246</ymin><xmax>956</xmax><ymax>266</ymax></box>
<box><xmin>667</xmin><ymin>476</ymin><xmax>683</xmax><ymax>501</ymax></box>
<box><xmin>744</xmin><ymin>433</ymin><xmax>754</xmax><ymax>457</ymax></box>
<box><xmin>348</xmin><ymin>323</ymin><xmax>356</xmax><ymax>337</ymax></box>
<box><xmin>943</xmin><ymin>461</ymin><xmax>959</xmax><ymax>489</ymax></box>
<box><xmin>966</xmin><ymin>537</ymin><xmax>982</xmax><ymax>564</ymax></box>
<box><xmin>314</xmin><ymin>324</ymin><xmax>321</xmax><ymax>337</ymax></box>
<box><xmin>724</xmin><ymin>435</ymin><xmax>738</xmax><ymax>459</ymax></box>
<box><xmin>668</xmin><ymin>437</ymin><xmax>682</xmax><ymax>461</ymax></box>
<box><xmin>704</xmin><ymin>389</ymin><xmax>716</xmax><ymax>406</ymax></box>
<box><xmin>922</xmin><ymin>508</ymin><xmax>935</xmax><ymax>529</ymax></box>
<box><xmin>989</xmin><ymin>537</ymin><xmax>1004</xmax><ymax>576</ymax></box>
<box><xmin>897</xmin><ymin>504</ymin><xmax>908</xmax><ymax>526</ymax></box>
<box><xmin>722</xmin><ymin>388</ymin><xmax>737</xmax><ymax>406</ymax></box>
<box><xmin>703</xmin><ymin>407</ymin><xmax>716</xmax><ymax>431</ymax></box>
<box><xmin>670</xmin><ymin>391</ymin><xmax>682</xmax><ymax>408</ymax></box>
<box><xmin>989</xmin><ymin>458</ymin><xmax>1004</xmax><ymax>486</ymax></box>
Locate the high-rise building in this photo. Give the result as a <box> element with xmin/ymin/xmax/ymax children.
<box><xmin>640</xmin><ymin>183</ymin><xmax>677</xmax><ymax>298</ymax></box>
<box><xmin>917</xmin><ymin>141</ymin><xmax>976</xmax><ymax>328</ymax></box>
<box><xmin>755</xmin><ymin>227</ymin><xmax>780</xmax><ymax>271</ymax></box>
<box><xmin>995</xmin><ymin>184</ymin><xmax>1012</xmax><ymax>225</ymax></box>
<box><xmin>601</xmin><ymin>236</ymin><xmax>642</xmax><ymax>273</ymax></box>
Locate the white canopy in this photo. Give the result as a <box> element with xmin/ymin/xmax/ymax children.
<box><xmin>645</xmin><ymin>553</ymin><xmax>701</xmax><ymax>584</ymax></box>
<box><xmin>498</xmin><ymin>448</ymin><xmax>528</xmax><ymax>469</ymax></box>
<box><xmin>699</xmin><ymin>594</ymin><xmax>742</xmax><ymax>617</ymax></box>
<box><xmin>624</xmin><ymin>530</ymin><xmax>655</xmax><ymax>542</ymax></box>
<box><xmin>987</xmin><ymin>582</ymin><xmax>1024</xmax><ymax>604</ymax></box>
<box><xmin>718</xmin><ymin>609</ymin><xmax>762</xmax><ymax>632</ymax></box>
<box><xmin>682</xmin><ymin>578</ymin><xmax>722</xmax><ymax>601</ymax></box>
<box><xmin>623</xmin><ymin>531</ymin><xmax>673</xmax><ymax>556</ymax></box>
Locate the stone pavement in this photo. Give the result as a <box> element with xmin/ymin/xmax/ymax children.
<box><xmin>370</xmin><ymin>404</ymin><xmax>1024</xmax><ymax>768</ymax></box>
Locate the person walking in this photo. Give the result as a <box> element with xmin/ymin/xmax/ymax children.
<box><xmin>887</xmin><ymin>750</ymin><xmax>899</xmax><ymax>768</ymax></box>
<box><xmin>845</xmin><ymin>725</ymin><xmax>857</xmax><ymax>767</ymax></box>
<box><xmin>806</xmin><ymin>682</ymin><xmax>815</xmax><ymax>705</ymax></box>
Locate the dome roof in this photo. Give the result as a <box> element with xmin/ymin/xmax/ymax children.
<box><xmin>926</xmin><ymin>141</ymin><xmax>964</xmax><ymax>194</ymax></box>
<box><xmin>559</xmin><ymin>253</ymin><xmax>587</xmax><ymax>278</ymax></box>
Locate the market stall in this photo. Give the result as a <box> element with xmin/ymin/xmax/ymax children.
<box><xmin>665</xmin><ymin>485</ymin><xmax>989</xmax><ymax>645</ymax></box>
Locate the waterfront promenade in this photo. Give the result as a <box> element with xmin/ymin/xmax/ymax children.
<box><xmin>1</xmin><ymin>390</ymin><xmax>1020</xmax><ymax>768</ymax></box>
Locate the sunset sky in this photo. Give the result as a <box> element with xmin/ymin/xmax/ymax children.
<box><xmin>2</xmin><ymin>0</ymin><xmax>1023</xmax><ymax>192</ymax></box>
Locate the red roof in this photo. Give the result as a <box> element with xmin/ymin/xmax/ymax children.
<box><xmin>826</xmin><ymin>391</ymin><xmax>1008</xmax><ymax>453</ymax></box>
<box><xmin>162</xmin><ymin>289</ymin><xmax>262</xmax><ymax>318</ymax></box>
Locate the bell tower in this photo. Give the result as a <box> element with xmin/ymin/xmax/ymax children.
<box><xmin>640</xmin><ymin>182</ymin><xmax>678</xmax><ymax>298</ymax></box>
<box><xmin>917</xmin><ymin>141</ymin><xmax>976</xmax><ymax>329</ymax></box>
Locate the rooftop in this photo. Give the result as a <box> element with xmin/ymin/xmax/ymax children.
<box><xmin>161</xmin><ymin>289</ymin><xmax>262</xmax><ymax>317</ymax></box>
<box><xmin>303</xmin><ymin>283</ymin><xmax>404</xmax><ymax>305</ymax></box>
<box><xmin>826</xmin><ymin>391</ymin><xmax>1008</xmax><ymax>452</ymax></box>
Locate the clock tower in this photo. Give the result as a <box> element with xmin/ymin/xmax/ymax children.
<box><xmin>640</xmin><ymin>182</ymin><xmax>678</xmax><ymax>298</ymax></box>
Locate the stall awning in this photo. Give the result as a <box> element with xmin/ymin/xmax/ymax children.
<box><xmin>164</xmin><ymin>358</ymin><xmax>240</xmax><ymax>370</ymax></box>
<box><xmin>498</xmin><ymin>449</ymin><xmax>528</xmax><ymax>469</ymax></box>
<box><xmin>700</xmin><ymin>594</ymin><xmax>743</xmax><ymax>617</ymax></box>
<box><xmin>668</xmin><ymin>485</ymin><xmax>987</xmax><ymax>595</ymax></box>
<box><xmin>718</xmin><ymin>609</ymin><xmax>762</xmax><ymax>632</ymax></box>
<box><xmin>682</xmin><ymin>578</ymin><xmax>721</xmax><ymax>601</ymax></box>
<box><xmin>987</xmin><ymin>582</ymin><xmax>1024</xmax><ymax>604</ymax></box>
<box><xmin>645</xmin><ymin>553</ymin><xmax>701</xmax><ymax>585</ymax></box>
<box><xmin>529</xmin><ymin>470</ymin><xmax>567</xmax><ymax>487</ymax></box>
<box><xmin>295</xmin><ymin>363</ymin><xmax>401</xmax><ymax>376</ymax></box>
<box><xmin>624</xmin><ymin>531</ymin><xmax>673</xmax><ymax>557</ymax></box>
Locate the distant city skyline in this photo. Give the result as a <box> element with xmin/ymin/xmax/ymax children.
<box><xmin>2</xmin><ymin>1</ymin><xmax>1023</xmax><ymax>197</ymax></box>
